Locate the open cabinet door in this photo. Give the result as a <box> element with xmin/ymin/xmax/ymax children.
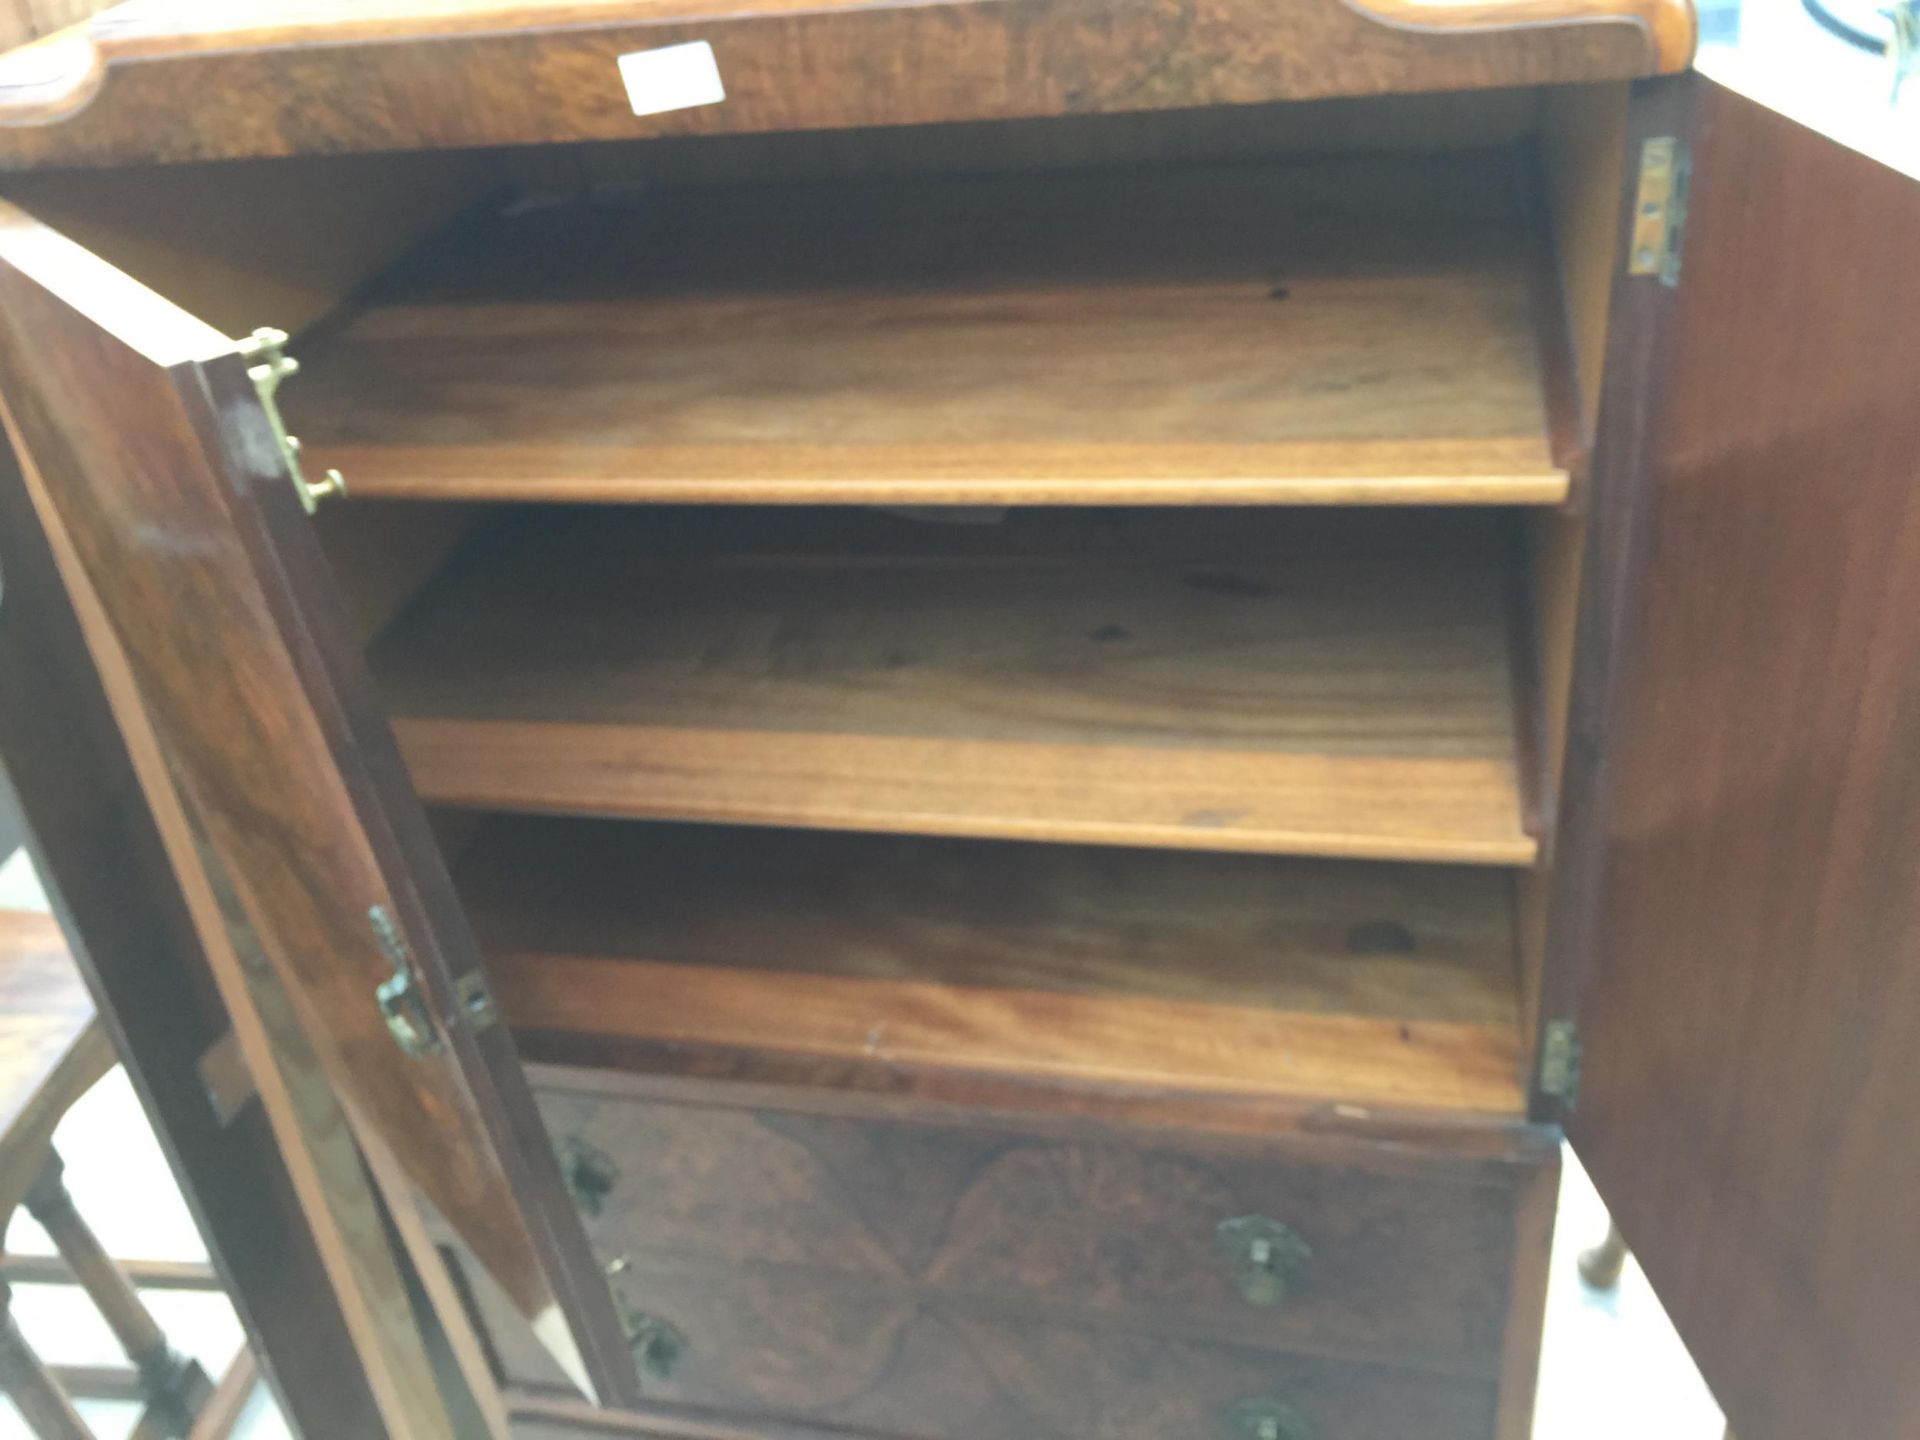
<box><xmin>0</xmin><ymin>200</ymin><xmax>640</xmax><ymax>1409</ymax></box>
<box><xmin>1548</xmin><ymin>75</ymin><xmax>1920</xmax><ymax>1440</ymax></box>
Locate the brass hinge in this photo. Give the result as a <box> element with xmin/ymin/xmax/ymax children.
<box><xmin>1538</xmin><ymin>1020</ymin><xmax>1584</xmax><ymax>1108</ymax></box>
<box><xmin>236</xmin><ymin>327</ymin><xmax>346</xmax><ymax>514</ymax></box>
<box><xmin>1627</xmin><ymin>137</ymin><xmax>1690</xmax><ymax>289</ymax></box>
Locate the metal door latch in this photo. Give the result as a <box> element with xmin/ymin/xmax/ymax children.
<box><xmin>236</xmin><ymin>327</ymin><xmax>346</xmax><ymax>514</ymax></box>
<box><xmin>371</xmin><ymin>904</ymin><xmax>440</xmax><ymax>1059</ymax></box>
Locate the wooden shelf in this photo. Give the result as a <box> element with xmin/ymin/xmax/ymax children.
<box><xmin>372</xmin><ymin>508</ymin><xmax>1537</xmax><ymax>864</ymax></box>
<box><xmin>461</xmin><ymin>817</ymin><xmax>1526</xmax><ymax>1114</ymax></box>
<box><xmin>292</xmin><ymin>157</ymin><xmax>1572</xmax><ymax>508</ymax></box>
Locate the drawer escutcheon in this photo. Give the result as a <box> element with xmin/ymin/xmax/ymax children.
<box><xmin>559</xmin><ymin>1135</ymin><xmax>618</xmax><ymax>1217</ymax></box>
<box><xmin>1214</xmin><ymin>1214</ymin><xmax>1311</xmax><ymax>1307</ymax></box>
<box><xmin>1227</xmin><ymin>1396</ymin><xmax>1315</xmax><ymax>1440</ymax></box>
<box><xmin>622</xmin><ymin>1310</ymin><xmax>687</xmax><ymax>1381</ymax></box>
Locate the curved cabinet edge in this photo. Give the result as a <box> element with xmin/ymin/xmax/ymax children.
<box><xmin>0</xmin><ymin>0</ymin><xmax>1691</xmax><ymax>169</ymax></box>
<box><xmin>1342</xmin><ymin>0</ymin><xmax>1697</xmax><ymax>75</ymax></box>
<box><xmin>0</xmin><ymin>30</ymin><xmax>107</xmax><ymax>130</ymax></box>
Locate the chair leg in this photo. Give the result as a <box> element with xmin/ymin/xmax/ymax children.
<box><xmin>185</xmin><ymin>1347</ymin><xmax>255</xmax><ymax>1440</ymax></box>
<box><xmin>1578</xmin><ymin>1218</ymin><xmax>1631</xmax><ymax>1289</ymax></box>
<box><xmin>23</xmin><ymin>1152</ymin><xmax>210</xmax><ymax>1438</ymax></box>
<box><xmin>0</xmin><ymin>1279</ymin><xmax>95</xmax><ymax>1439</ymax></box>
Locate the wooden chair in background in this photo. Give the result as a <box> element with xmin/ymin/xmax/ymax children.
<box><xmin>0</xmin><ymin>908</ymin><xmax>249</xmax><ymax>1439</ymax></box>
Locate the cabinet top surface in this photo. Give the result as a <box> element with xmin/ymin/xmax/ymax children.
<box><xmin>0</xmin><ymin>0</ymin><xmax>1695</xmax><ymax>169</ymax></box>
<box><xmin>79</xmin><ymin>0</ymin><xmax>1694</xmax><ymax>54</ymax></box>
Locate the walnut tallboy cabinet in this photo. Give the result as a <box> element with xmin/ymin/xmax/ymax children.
<box><xmin>0</xmin><ymin>4</ymin><xmax>1914</xmax><ymax>1439</ymax></box>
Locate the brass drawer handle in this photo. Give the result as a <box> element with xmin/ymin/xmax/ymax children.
<box><xmin>1215</xmin><ymin>1215</ymin><xmax>1311</xmax><ymax>1307</ymax></box>
<box><xmin>1228</xmin><ymin>1397</ymin><xmax>1315</xmax><ymax>1440</ymax></box>
<box><xmin>560</xmin><ymin>1135</ymin><xmax>617</xmax><ymax>1217</ymax></box>
<box><xmin>623</xmin><ymin>1310</ymin><xmax>687</xmax><ymax>1381</ymax></box>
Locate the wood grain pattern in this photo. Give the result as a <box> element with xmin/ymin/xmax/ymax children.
<box><xmin>0</xmin><ymin>198</ymin><xmax>636</xmax><ymax>1407</ymax></box>
<box><xmin>1552</xmin><ymin>75</ymin><xmax>1920</xmax><ymax>1440</ymax></box>
<box><xmin>375</xmin><ymin>508</ymin><xmax>1535</xmax><ymax>863</ymax></box>
<box><xmin>294</xmin><ymin>157</ymin><xmax>1568</xmax><ymax>509</ymax></box>
<box><xmin>484</xmin><ymin>1075</ymin><xmax>1537</xmax><ymax>1386</ymax></box>
<box><xmin>0</xmin><ymin>390</ymin><xmax>396</xmax><ymax>1433</ymax></box>
<box><xmin>1351</xmin><ymin>0</ymin><xmax>1694</xmax><ymax>75</ymax></box>
<box><xmin>403</xmin><ymin>722</ymin><xmax>1537</xmax><ymax>865</ymax></box>
<box><xmin>90</xmin><ymin>0</ymin><xmax>1691</xmax><ymax>62</ymax></box>
<box><xmin>173</xmin><ymin>765</ymin><xmax>478</xmax><ymax>1439</ymax></box>
<box><xmin>501</xmin><ymin>1282</ymin><xmax>1504</xmax><ymax>1440</ymax></box>
<box><xmin>462</xmin><ymin>817</ymin><xmax>1524</xmax><ymax>1113</ymax></box>
<box><xmin>1</xmin><ymin>249</ymin><xmax>524</xmax><ymax>1440</ymax></box>
<box><xmin>500</xmin><ymin>88</ymin><xmax>1541</xmax><ymax>193</ymax></box>
<box><xmin>0</xmin><ymin>0</ymin><xmax>1678</xmax><ymax>170</ymax></box>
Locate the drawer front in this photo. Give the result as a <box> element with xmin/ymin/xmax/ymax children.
<box><xmin>492</xmin><ymin>1260</ymin><xmax>1501</xmax><ymax>1440</ymax></box>
<box><xmin>533</xmin><ymin>1084</ymin><xmax>1526</xmax><ymax>1374</ymax></box>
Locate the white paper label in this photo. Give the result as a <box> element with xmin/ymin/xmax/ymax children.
<box><xmin>617</xmin><ymin>41</ymin><xmax>726</xmax><ymax>118</ymax></box>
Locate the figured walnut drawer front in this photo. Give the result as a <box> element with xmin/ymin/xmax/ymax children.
<box><xmin>489</xmin><ymin>1255</ymin><xmax>1500</xmax><ymax>1440</ymax></box>
<box><xmin>529</xmin><ymin>1081</ymin><xmax>1528</xmax><ymax>1377</ymax></box>
<box><xmin>531</xmin><ymin>1258</ymin><xmax>1500</xmax><ymax>1440</ymax></box>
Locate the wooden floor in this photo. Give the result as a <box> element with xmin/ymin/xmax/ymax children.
<box><xmin>371</xmin><ymin>508</ymin><xmax>1535</xmax><ymax>864</ymax></box>
<box><xmin>290</xmin><ymin>153</ymin><xmax>1569</xmax><ymax>508</ymax></box>
<box><xmin>461</xmin><ymin>817</ymin><xmax>1525</xmax><ymax>1114</ymax></box>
